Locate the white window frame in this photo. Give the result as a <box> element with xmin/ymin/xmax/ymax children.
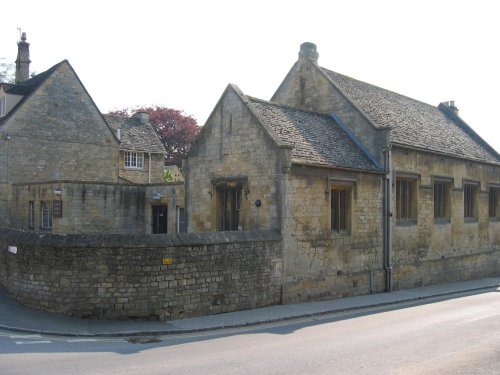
<box><xmin>124</xmin><ymin>151</ymin><xmax>144</xmax><ymax>169</ymax></box>
<box><xmin>177</xmin><ymin>206</ymin><xmax>185</xmax><ymax>233</ymax></box>
<box><xmin>41</xmin><ymin>201</ymin><xmax>53</xmax><ymax>229</ymax></box>
<box><xmin>0</xmin><ymin>96</ymin><xmax>6</xmax><ymax>117</ymax></box>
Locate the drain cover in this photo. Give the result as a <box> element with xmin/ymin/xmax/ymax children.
<box><xmin>126</xmin><ymin>336</ymin><xmax>162</xmax><ymax>344</ymax></box>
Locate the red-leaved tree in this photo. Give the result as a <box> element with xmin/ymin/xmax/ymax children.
<box><xmin>108</xmin><ymin>106</ymin><xmax>200</xmax><ymax>166</ymax></box>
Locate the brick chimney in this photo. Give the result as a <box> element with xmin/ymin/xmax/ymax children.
<box><xmin>15</xmin><ymin>32</ymin><xmax>31</xmax><ymax>84</ymax></box>
<box><xmin>299</xmin><ymin>42</ymin><xmax>319</xmax><ymax>64</ymax></box>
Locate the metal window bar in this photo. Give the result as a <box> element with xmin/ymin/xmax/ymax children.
<box><xmin>434</xmin><ymin>182</ymin><xmax>446</xmax><ymax>219</ymax></box>
<box><xmin>331</xmin><ymin>188</ymin><xmax>347</xmax><ymax>231</ymax></box>
<box><xmin>464</xmin><ymin>185</ymin><xmax>474</xmax><ymax>218</ymax></box>
<box><xmin>489</xmin><ymin>188</ymin><xmax>497</xmax><ymax>218</ymax></box>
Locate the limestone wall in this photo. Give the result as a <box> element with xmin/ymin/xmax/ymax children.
<box><xmin>118</xmin><ymin>152</ymin><xmax>166</xmax><ymax>184</ymax></box>
<box><xmin>185</xmin><ymin>86</ymin><xmax>290</xmax><ymax>232</ymax></box>
<box><xmin>8</xmin><ymin>181</ymin><xmax>184</xmax><ymax>234</ymax></box>
<box><xmin>281</xmin><ymin>166</ymin><xmax>386</xmax><ymax>302</ymax></box>
<box><xmin>0</xmin><ymin>228</ymin><xmax>282</xmax><ymax>320</ymax></box>
<box><xmin>392</xmin><ymin>146</ymin><xmax>500</xmax><ymax>289</ymax></box>
<box><xmin>0</xmin><ymin>62</ymin><xmax>119</xmax><ymax>184</ymax></box>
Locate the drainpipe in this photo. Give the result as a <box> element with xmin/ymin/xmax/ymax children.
<box><xmin>383</xmin><ymin>147</ymin><xmax>393</xmax><ymax>292</ymax></box>
<box><xmin>148</xmin><ymin>153</ymin><xmax>152</xmax><ymax>184</ymax></box>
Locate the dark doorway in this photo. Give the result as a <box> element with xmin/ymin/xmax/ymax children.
<box><xmin>152</xmin><ymin>205</ymin><xmax>168</xmax><ymax>234</ymax></box>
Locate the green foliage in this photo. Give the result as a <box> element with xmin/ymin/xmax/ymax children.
<box><xmin>163</xmin><ymin>169</ymin><xmax>174</xmax><ymax>182</ymax></box>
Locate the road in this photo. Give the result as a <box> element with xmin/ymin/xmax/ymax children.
<box><xmin>0</xmin><ymin>290</ymin><xmax>499</xmax><ymax>374</ymax></box>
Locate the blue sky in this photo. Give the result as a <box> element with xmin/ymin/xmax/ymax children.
<box><xmin>2</xmin><ymin>0</ymin><xmax>499</xmax><ymax>152</ymax></box>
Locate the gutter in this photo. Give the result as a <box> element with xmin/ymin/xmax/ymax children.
<box><xmin>148</xmin><ymin>153</ymin><xmax>151</xmax><ymax>184</ymax></box>
<box><xmin>383</xmin><ymin>146</ymin><xmax>393</xmax><ymax>292</ymax></box>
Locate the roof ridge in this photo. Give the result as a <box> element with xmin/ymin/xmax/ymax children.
<box><xmin>438</xmin><ymin>103</ymin><xmax>500</xmax><ymax>162</ymax></box>
<box><xmin>0</xmin><ymin>60</ymin><xmax>66</xmax><ymax>127</ymax></box>
<box><xmin>320</xmin><ymin>66</ymin><xmax>438</xmax><ymax>110</ymax></box>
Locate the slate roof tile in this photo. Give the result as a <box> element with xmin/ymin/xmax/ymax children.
<box><xmin>105</xmin><ymin>115</ymin><xmax>166</xmax><ymax>154</ymax></box>
<box><xmin>321</xmin><ymin>68</ymin><xmax>500</xmax><ymax>164</ymax></box>
<box><xmin>248</xmin><ymin>97</ymin><xmax>381</xmax><ymax>172</ymax></box>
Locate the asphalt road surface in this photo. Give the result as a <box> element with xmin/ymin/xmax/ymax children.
<box><xmin>0</xmin><ymin>290</ymin><xmax>499</xmax><ymax>374</ymax></box>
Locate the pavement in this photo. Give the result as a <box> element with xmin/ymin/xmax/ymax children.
<box><xmin>1</xmin><ymin>277</ymin><xmax>499</xmax><ymax>337</ymax></box>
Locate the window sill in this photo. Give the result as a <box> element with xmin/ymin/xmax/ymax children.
<box><xmin>396</xmin><ymin>219</ymin><xmax>417</xmax><ymax>226</ymax></box>
<box><xmin>489</xmin><ymin>217</ymin><xmax>500</xmax><ymax>222</ymax></box>
<box><xmin>124</xmin><ymin>167</ymin><xmax>144</xmax><ymax>170</ymax></box>
<box><xmin>331</xmin><ymin>230</ymin><xmax>351</xmax><ymax>237</ymax></box>
<box><xmin>464</xmin><ymin>218</ymin><xmax>478</xmax><ymax>224</ymax></box>
<box><xmin>434</xmin><ymin>218</ymin><xmax>450</xmax><ymax>225</ymax></box>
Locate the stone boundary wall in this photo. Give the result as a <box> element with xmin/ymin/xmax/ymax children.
<box><xmin>0</xmin><ymin>227</ymin><xmax>282</xmax><ymax>321</ymax></box>
<box><xmin>393</xmin><ymin>249</ymin><xmax>500</xmax><ymax>291</ymax></box>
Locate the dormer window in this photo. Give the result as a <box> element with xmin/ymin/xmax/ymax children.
<box><xmin>0</xmin><ymin>96</ymin><xmax>6</xmax><ymax>117</ymax></box>
<box><xmin>124</xmin><ymin>151</ymin><xmax>144</xmax><ymax>169</ymax></box>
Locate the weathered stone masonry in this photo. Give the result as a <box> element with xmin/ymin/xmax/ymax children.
<box><xmin>0</xmin><ymin>228</ymin><xmax>282</xmax><ymax>320</ymax></box>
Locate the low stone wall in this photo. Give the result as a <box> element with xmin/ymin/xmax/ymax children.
<box><xmin>393</xmin><ymin>249</ymin><xmax>500</xmax><ymax>290</ymax></box>
<box><xmin>0</xmin><ymin>227</ymin><xmax>282</xmax><ymax>320</ymax></box>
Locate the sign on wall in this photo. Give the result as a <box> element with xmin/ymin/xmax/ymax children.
<box><xmin>53</xmin><ymin>200</ymin><xmax>63</xmax><ymax>218</ymax></box>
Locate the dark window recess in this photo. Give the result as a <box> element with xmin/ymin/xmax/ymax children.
<box><xmin>464</xmin><ymin>184</ymin><xmax>477</xmax><ymax>219</ymax></box>
<box><xmin>29</xmin><ymin>201</ymin><xmax>35</xmax><ymax>229</ymax></box>
<box><xmin>152</xmin><ymin>205</ymin><xmax>168</xmax><ymax>234</ymax></box>
<box><xmin>396</xmin><ymin>178</ymin><xmax>416</xmax><ymax>221</ymax></box>
<box><xmin>331</xmin><ymin>188</ymin><xmax>348</xmax><ymax>232</ymax></box>
<box><xmin>217</xmin><ymin>186</ymin><xmax>241</xmax><ymax>231</ymax></box>
<box><xmin>434</xmin><ymin>181</ymin><xmax>450</xmax><ymax>221</ymax></box>
<box><xmin>489</xmin><ymin>187</ymin><xmax>499</xmax><ymax>218</ymax></box>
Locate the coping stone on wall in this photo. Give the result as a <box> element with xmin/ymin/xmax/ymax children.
<box><xmin>0</xmin><ymin>227</ymin><xmax>282</xmax><ymax>249</ymax></box>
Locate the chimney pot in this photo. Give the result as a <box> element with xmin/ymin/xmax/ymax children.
<box><xmin>443</xmin><ymin>100</ymin><xmax>459</xmax><ymax>116</ymax></box>
<box><xmin>133</xmin><ymin>111</ymin><xmax>149</xmax><ymax>124</ymax></box>
<box><xmin>15</xmin><ymin>31</ymin><xmax>31</xmax><ymax>83</ymax></box>
<box><xmin>299</xmin><ymin>42</ymin><xmax>319</xmax><ymax>64</ymax></box>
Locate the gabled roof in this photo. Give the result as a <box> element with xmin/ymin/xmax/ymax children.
<box><xmin>0</xmin><ymin>61</ymin><xmax>64</xmax><ymax>126</ymax></box>
<box><xmin>105</xmin><ymin>115</ymin><xmax>166</xmax><ymax>154</ymax></box>
<box><xmin>320</xmin><ymin>68</ymin><xmax>500</xmax><ymax>164</ymax></box>
<box><xmin>248</xmin><ymin>97</ymin><xmax>382</xmax><ymax>172</ymax></box>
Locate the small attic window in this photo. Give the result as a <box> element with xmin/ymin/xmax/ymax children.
<box><xmin>0</xmin><ymin>96</ymin><xmax>6</xmax><ymax>117</ymax></box>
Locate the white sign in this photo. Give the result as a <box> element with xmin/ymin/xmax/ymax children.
<box><xmin>7</xmin><ymin>246</ymin><xmax>17</xmax><ymax>254</ymax></box>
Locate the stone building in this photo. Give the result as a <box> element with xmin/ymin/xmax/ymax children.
<box><xmin>185</xmin><ymin>43</ymin><xmax>500</xmax><ymax>303</ymax></box>
<box><xmin>0</xmin><ymin>34</ymin><xmax>184</xmax><ymax>234</ymax></box>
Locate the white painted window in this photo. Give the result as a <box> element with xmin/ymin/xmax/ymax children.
<box><xmin>41</xmin><ymin>201</ymin><xmax>53</xmax><ymax>229</ymax></box>
<box><xmin>177</xmin><ymin>206</ymin><xmax>185</xmax><ymax>233</ymax></box>
<box><xmin>0</xmin><ymin>96</ymin><xmax>6</xmax><ymax>117</ymax></box>
<box><xmin>124</xmin><ymin>151</ymin><xmax>144</xmax><ymax>169</ymax></box>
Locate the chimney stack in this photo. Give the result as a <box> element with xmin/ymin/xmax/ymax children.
<box><xmin>133</xmin><ymin>111</ymin><xmax>150</xmax><ymax>124</ymax></box>
<box><xmin>299</xmin><ymin>42</ymin><xmax>319</xmax><ymax>64</ymax></box>
<box><xmin>444</xmin><ymin>101</ymin><xmax>459</xmax><ymax>116</ymax></box>
<box><xmin>15</xmin><ymin>32</ymin><xmax>31</xmax><ymax>84</ymax></box>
